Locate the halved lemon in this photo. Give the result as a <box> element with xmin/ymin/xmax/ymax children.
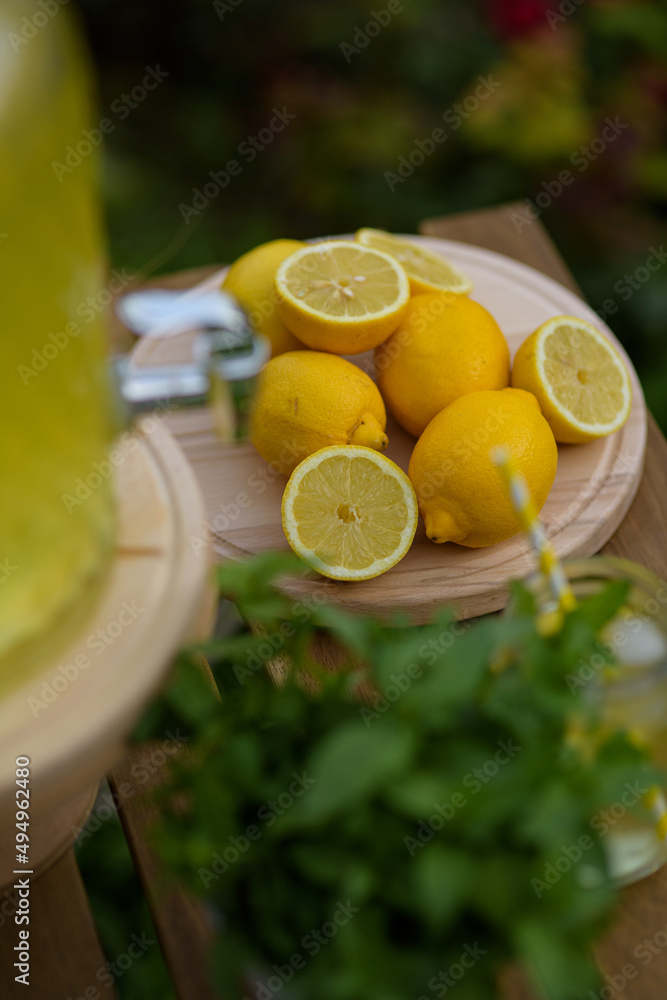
<box><xmin>355</xmin><ymin>228</ymin><xmax>473</xmax><ymax>296</ymax></box>
<box><xmin>274</xmin><ymin>241</ymin><xmax>410</xmax><ymax>355</ymax></box>
<box><xmin>281</xmin><ymin>445</ymin><xmax>418</xmax><ymax>581</ymax></box>
<box><xmin>511</xmin><ymin>316</ymin><xmax>632</xmax><ymax>443</ymax></box>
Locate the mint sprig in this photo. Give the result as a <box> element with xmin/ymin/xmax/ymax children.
<box><xmin>137</xmin><ymin>554</ymin><xmax>662</xmax><ymax>1000</ymax></box>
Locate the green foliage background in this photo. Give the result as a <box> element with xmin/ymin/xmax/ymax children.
<box><xmin>75</xmin><ymin>0</ymin><xmax>667</xmax><ymax>426</ymax></box>
<box><xmin>68</xmin><ymin>1</ymin><xmax>667</xmax><ymax>995</ymax></box>
<box><xmin>76</xmin><ymin>554</ymin><xmax>664</xmax><ymax>1000</ymax></box>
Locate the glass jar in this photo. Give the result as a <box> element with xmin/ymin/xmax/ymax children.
<box><xmin>0</xmin><ymin>2</ymin><xmax>115</xmax><ymax>690</ymax></box>
<box><xmin>521</xmin><ymin>556</ymin><xmax>667</xmax><ymax>885</ymax></box>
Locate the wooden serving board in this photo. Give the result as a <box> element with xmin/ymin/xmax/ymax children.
<box><xmin>132</xmin><ymin>236</ymin><xmax>646</xmax><ymax>622</ymax></box>
<box><xmin>0</xmin><ymin>420</ymin><xmax>212</xmax><ymax>878</ymax></box>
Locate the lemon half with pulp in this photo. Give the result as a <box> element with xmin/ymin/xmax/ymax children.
<box><xmin>282</xmin><ymin>445</ymin><xmax>418</xmax><ymax>580</ymax></box>
<box><xmin>356</xmin><ymin>228</ymin><xmax>473</xmax><ymax>296</ymax></box>
<box><xmin>511</xmin><ymin>316</ymin><xmax>632</xmax><ymax>443</ymax></box>
<box><xmin>275</xmin><ymin>240</ymin><xmax>410</xmax><ymax>354</ymax></box>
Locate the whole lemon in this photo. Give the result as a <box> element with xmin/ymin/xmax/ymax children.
<box><xmin>376</xmin><ymin>293</ymin><xmax>510</xmax><ymax>437</ymax></box>
<box><xmin>408</xmin><ymin>388</ymin><xmax>557</xmax><ymax>547</ymax></box>
<box><xmin>250</xmin><ymin>351</ymin><xmax>389</xmax><ymax>476</ymax></box>
<box><xmin>222</xmin><ymin>239</ymin><xmax>305</xmax><ymax>357</ymax></box>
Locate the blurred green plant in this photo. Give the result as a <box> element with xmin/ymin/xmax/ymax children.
<box><xmin>76</xmin><ymin>806</ymin><xmax>176</xmax><ymax>1000</ymax></box>
<box><xmin>134</xmin><ymin>552</ymin><xmax>663</xmax><ymax>1000</ymax></box>
<box><xmin>75</xmin><ymin>0</ymin><xmax>667</xmax><ymax>427</ymax></box>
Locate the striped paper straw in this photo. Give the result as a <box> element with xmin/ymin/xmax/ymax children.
<box><xmin>491</xmin><ymin>446</ymin><xmax>576</xmax><ymax>616</ymax></box>
<box><xmin>644</xmin><ymin>787</ymin><xmax>667</xmax><ymax>842</ymax></box>
<box><xmin>492</xmin><ymin>446</ymin><xmax>667</xmax><ymax>846</ymax></box>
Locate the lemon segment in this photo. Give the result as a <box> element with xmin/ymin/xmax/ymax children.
<box><xmin>275</xmin><ymin>241</ymin><xmax>410</xmax><ymax>355</ymax></box>
<box><xmin>355</xmin><ymin>228</ymin><xmax>473</xmax><ymax>296</ymax></box>
<box><xmin>282</xmin><ymin>446</ymin><xmax>418</xmax><ymax>580</ymax></box>
<box><xmin>511</xmin><ymin>316</ymin><xmax>632</xmax><ymax>443</ymax></box>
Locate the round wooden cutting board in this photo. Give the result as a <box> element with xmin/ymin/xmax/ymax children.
<box><xmin>0</xmin><ymin>420</ymin><xmax>212</xmax><ymax>836</ymax></box>
<box><xmin>132</xmin><ymin>236</ymin><xmax>647</xmax><ymax>622</ymax></box>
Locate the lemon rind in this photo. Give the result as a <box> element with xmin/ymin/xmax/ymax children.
<box><xmin>275</xmin><ymin>240</ymin><xmax>410</xmax><ymax>326</ymax></box>
<box><xmin>281</xmin><ymin>445</ymin><xmax>418</xmax><ymax>581</ymax></box>
<box><xmin>534</xmin><ymin>316</ymin><xmax>632</xmax><ymax>435</ymax></box>
<box><xmin>355</xmin><ymin>228</ymin><xmax>473</xmax><ymax>294</ymax></box>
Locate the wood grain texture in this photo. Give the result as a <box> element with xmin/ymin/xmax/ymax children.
<box><xmin>0</xmin><ymin>422</ymin><xmax>213</xmax><ymax>1000</ymax></box>
<box><xmin>130</xmin><ymin>237</ymin><xmax>647</xmax><ymax>622</ymax></box>
<box><xmin>420</xmin><ymin>205</ymin><xmax>667</xmax><ymax>581</ymax></box>
<box><xmin>423</xmin><ymin>205</ymin><xmax>667</xmax><ymax>1000</ymax></box>
<box><xmin>108</xmin><ymin>732</ymin><xmax>224</xmax><ymax>1000</ymax></box>
<box><xmin>0</xmin><ymin>781</ymin><xmax>98</xmax><ymax>889</ymax></box>
<box><xmin>0</xmin><ymin>421</ymin><xmax>211</xmax><ymax>879</ymax></box>
<box><xmin>0</xmin><ymin>849</ymin><xmax>116</xmax><ymax>1000</ymax></box>
<box><xmin>115</xmin><ymin>204</ymin><xmax>667</xmax><ymax>1000</ymax></box>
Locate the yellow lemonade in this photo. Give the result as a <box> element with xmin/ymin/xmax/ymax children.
<box><xmin>0</xmin><ymin>3</ymin><xmax>115</xmax><ymax>688</ymax></box>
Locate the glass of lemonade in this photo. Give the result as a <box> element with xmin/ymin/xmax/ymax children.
<box><xmin>0</xmin><ymin>2</ymin><xmax>116</xmax><ymax>690</ymax></box>
<box><xmin>524</xmin><ymin>556</ymin><xmax>667</xmax><ymax>885</ymax></box>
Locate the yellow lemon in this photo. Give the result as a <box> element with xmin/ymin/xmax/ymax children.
<box><xmin>376</xmin><ymin>293</ymin><xmax>510</xmax><ymax>437</ymax></box>
<box><xmin>250</xmin><ymin>351</ymin><xmax>388</xmax><ymax>477</ymax></box>
<box><xmin>408</xmin><ymin>388</ymin><xmax>557</xmax><ymax>547</ymax></box>
<box><xmin>282</xmin><ymin>445</ymin><xmax>418</xmax><ymax>580</ymax></box>
<box><xmin>511</xmin><ymin>316</ymin><xmax>632</xmax><ymax>443</ymax></box>
<box><xmin>222</xmin><ymin>239</ymin><xmax>305</xmax><ymax>357</ymax></box>
<box><xmin>356</xmin><ymin>228</ymin><xmax>473</xmax><ymax>296</ymax></box>
<box><xmin>274</xmin><ymin>240</ymin><xmax>410</xmax><ymax>354</ymax></box>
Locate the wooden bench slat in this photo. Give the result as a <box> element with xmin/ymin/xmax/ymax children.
<box><xmin>423</xmin><ymin>204</ymin><xmax>667</xmax><ymax>1000</ymax></box>
<box><xmin>108</xmin><ymin>741</ymin><xmax>223</xmax><ymax>1000</ymax></box>
<box><xmin>0</xmin><ymin>848</ymin><xmax>117</xmax><ymax>1000</ymax></box>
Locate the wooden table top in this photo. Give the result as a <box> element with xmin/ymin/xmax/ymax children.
<box><xmin>421</xmin><ymin>205</ymin><xmax>667</xmax><ymax>1000</ymax></box>
<box><xmin>7</xmin><ymin>204</ymin><xmax>665</xmax><ymax>1000</ymax></box>
<box><xmin>135</xmin><ymin>203</ymin><xmax>667</xmax><ymax>1000</ymax></box>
